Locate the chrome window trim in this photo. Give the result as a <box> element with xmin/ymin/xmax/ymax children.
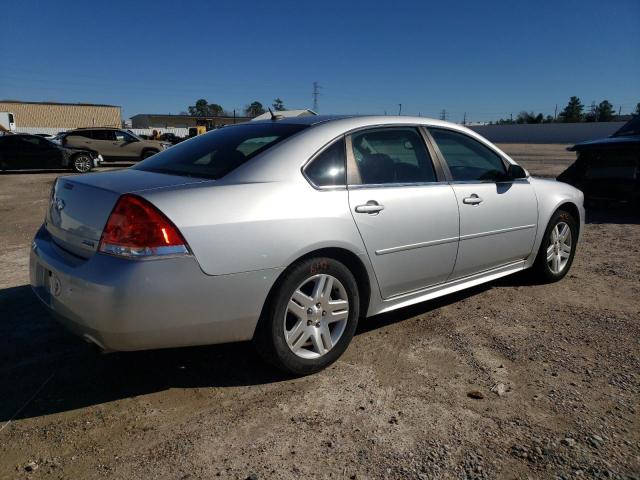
<box><xmin>347</xmin><ymin>181</ymin><xmax>449</xmax><ymax>189</ymax></box>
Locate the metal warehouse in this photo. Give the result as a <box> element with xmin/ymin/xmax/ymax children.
<box><xmin>0</xmin><ymin>100</ymin><xmax>121</xmax><ymax>129</ymax></box>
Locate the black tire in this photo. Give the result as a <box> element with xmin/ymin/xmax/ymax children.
<box><xmin>254</xmin><ymin>257</ymin><xmax>360</xmax><ymax>376</ymax></box>
<box><xmin>141</xmin><ymin>149</ymin><xmax>158</xmax><ymax>160</ymax></box>
<box><xmin>71</xmin><ymin>153</ymin><xmax>93</xmax><ymax>174</ymax></box>
<box><xmin>531</xmin><ymin>208</ymin><xmax>578</xmax><ymax>283</ymax></box>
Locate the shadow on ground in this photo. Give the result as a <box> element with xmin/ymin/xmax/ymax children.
<box><xmin>0</xmin><ymin>279</ymin><xmax>498</xmax><ymax>423</ymax></box>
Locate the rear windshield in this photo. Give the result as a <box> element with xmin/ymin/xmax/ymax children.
<box><xmin>613</xmin><ymin>115</ymin><xmax>640</xmax><ymax>137</ymax></box>
<box><xmin>134</xmin><ymin>123</ymin><xmax>308</xmax><ymax>179</ymax></box>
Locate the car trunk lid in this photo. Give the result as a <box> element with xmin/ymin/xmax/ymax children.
<box><xmin>45</xmin><ymin>169</ymin><xmax>211</xmax><ymax>259</ymax></box>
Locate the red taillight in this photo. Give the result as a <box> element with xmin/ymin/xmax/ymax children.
<box><xmin>98</xmin><ymin>194</ymin><xmax>189</xmax><ymax>258</ymax></box>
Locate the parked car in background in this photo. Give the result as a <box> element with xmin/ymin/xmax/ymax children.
<box><xmin>0</xmin><ymin>112</ymin><xmax>16</xmax><ymax>132</ymax></box>
<box><xmin>62</xmin><ymin>127</ymin><xmax>171</xmax><ymax>162</ymax></box>
<box><xmin>30</xmin><ymin>116</ymin><xmax>584</xmax><ymax>375</ymax></box>
<box><xmin>0</xmin><ymin>133</ymin><xmax>101</xmax><ymax>173</ymax></box>
<box><xmin>558</xmin><ymin>115</ymin><xmax>640</xmax><ymax>206</ymax></box>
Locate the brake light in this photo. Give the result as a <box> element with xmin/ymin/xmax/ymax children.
<box><xmin>98</xmin><ymin>194</ymin><xmax>189</xmax><ymax>258</ymax></box>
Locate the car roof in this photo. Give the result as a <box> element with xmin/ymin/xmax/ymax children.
<box><xmin>248</xmin><ymin>114</ymin><xmax>355</xmax><ymax>126</ymax></box>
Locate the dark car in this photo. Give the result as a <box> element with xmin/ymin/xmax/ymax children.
<box><xmin>0</xmin><ymin>134</ymin><xmax>101</xmax><ymax>173</ymax></box>
<box><xmin>558</xmin><ymin>116</ymin><xmax>640</xmax><ymax>206</ymax></box>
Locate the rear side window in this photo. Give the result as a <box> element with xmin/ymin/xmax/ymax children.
<box><xmin>304</xmin><ymin>137</ymin><xmax>346</xmax><ymax>187</ymax></box>
<box><xmin>350</xmin><ymin>127</ymin><xmax>436</xmax><ymax>185</ymax></box>
<box><xmin>428</xmin><ymin>128</ymin><xmax>506</xmax><ymax>182</ymax></box>
<box><xmin>134</xmin><ymin>123</ymin><xmax>308</xmax><ymax>179</ymax></box>
<box><xmin>93</xmin><ymin>130</ymin><xmax>116</xmax><ymax>141</ymax></box>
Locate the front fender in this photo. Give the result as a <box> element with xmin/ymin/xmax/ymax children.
<box><xmin>526</xmin><ymin>178</ymin><xmax>585</xmax><ymax>267</ymax></box>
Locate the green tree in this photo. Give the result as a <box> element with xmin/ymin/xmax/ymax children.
<box><xmin>635</xmin><ymin>102</ymin><xmax>640</xmax><ymax>114</ymax></box>
<box><xmin>516</xmin><ymin>111</ymin><xmax>544</xmax><ymax>124</ymax></box>
<box><xmin>272</xmin><ymin>98</ymin><xmax>285</xmax><ymax>111</ymax></box>
<box><xmin>245</xmin><ymin>101</ymin><xmax>265</xmax><ymax>117</ymax></box>
<box><xmin>596</xmin><ymin>100</ymin><xmax>615</xmax><ymax>122</ymax></box>
<box><xmin>188</xmin><ymin>99</ymin><xmax>210</xmax><ymax>116</ymax></box>
<box><xmin>208</xmin><ymin>103</ymin><xmax>224</xmax><ymax>116</ymax></box>
<box><xmin>560</xmin><ymin>96</ymin><xmax>584</xmax><ymax>123</ymax></box>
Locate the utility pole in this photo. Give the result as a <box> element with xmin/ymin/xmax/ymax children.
<box><xmin>439</xmin><ymin>109</ymin><xmax>447</xmax><ymax>121</ymax></box>
<box><xmin>463</xmin><ymin>112</ymin><xmax>467</xmax><ymax>125</ymax></box>
<box><xmin>554</xmin><ymin>104</ymin><xmax>558</xmax><ymax>120</ymax></box>
<box><xmin>312</xmin><ymin>81</ymin><xmax>322</xmax><ymax>112</ymax></box>
<box><xmin>618</xmin><ymin>105</ymin><xmax>622</xmax><ymax>116</ymax></box>
<box><xmin>398</xmin><ymin>104</ymin><xmax>402</xmax><ymax>115</ymax></box>
<box><xmin>510</xmin><ymin>112</ymin><xmax>513</xmax><ymax>122</ymax></box>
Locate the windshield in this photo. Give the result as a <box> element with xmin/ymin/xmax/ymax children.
<box><xmin>133</xmin><ymin>123</ymin><xmax>308</xmax><ymax>179</ymax></box>
<box><xmin>613</xmin><ymin>115</ymin><xmax>640</xmax><ymax>137</ymax></box>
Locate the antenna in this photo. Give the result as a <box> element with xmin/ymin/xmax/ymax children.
<box><xmin>268</xmin><ymin>107</ymin><xmax>277</xmax><ymax>121</ymax></box>
<box><xmin>312</xmin><ymin>81</ymin><xmax>322</xmax><ymax>112</ymax></box>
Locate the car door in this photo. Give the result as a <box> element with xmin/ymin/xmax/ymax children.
<box><xmin>347</xmin><ymin>126</ymin><xmax>459</xmax><ymax>299</ymax></box>
<box><xmin>427</xmin><ymin>127</ymin><xmax>538</xmax><ymax>279</ymax></box>
<box><xmin>113</xmin><ymin>130</ymin><xmax>141</xmax><ymax>160</ymax></box>
<box><xmin>0</xmin><ymin>136</ymin><xmax>19</xmax><ymax>168</ymax></box>
<box><xmin>91</xmin><ymin>129</ymin><xmax>120</xmax><ymax>159</ymax></box>
<box><xmin>18</xmin><ymin>136</ymin><xmax>62</xmax><ymax>169</ymax></box>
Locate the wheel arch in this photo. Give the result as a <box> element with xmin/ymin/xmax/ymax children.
<box><xmin>140</xmin><ymin>148</ymin><xmax>159</xmax><ymax>160</ymax></box>
<box><xmin>254</xmin><ymin>246</ymin><xmax>372</xmax><ymax>339</ymax></box>
<box><xmin>556</xmin><ymin>201</ymin><xmax>581</xmax><ymax>237</ymax></box>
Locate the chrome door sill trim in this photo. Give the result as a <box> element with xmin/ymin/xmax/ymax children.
<box><xmin>375</xmin><ymin>260</ymin><xmax>525</xmax><ymax>315</ymax></box>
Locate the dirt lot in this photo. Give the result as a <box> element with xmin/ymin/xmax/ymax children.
<box><xmin>1</xmin><ymin>145</ymin><xmax>639</xmax><ymax>479</ymax></box>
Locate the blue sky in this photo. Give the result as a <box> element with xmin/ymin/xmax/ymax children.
<box><xmin>1</xmin><ymin>0</ymin><xmax>638</xmax><ymax>122</ymax></box>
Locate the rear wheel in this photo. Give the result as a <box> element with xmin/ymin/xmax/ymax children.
<box><xmin>531</xmin><ymin>209</ymin><xmax>578</xmax><ymax>282</ymax></box>
<box><xmin>141</xmin><ymin>149</ymin><xmax>158</xmax><ymax>160</ymax></box>
<box><xmin>254</xmin><ymin>257</ymin><xmax>360</xmax><ymax>375</ymax></box>
<box><xmin>71</xmin><ymin>153</ymin><xmax>93</xmax><ymax>174</ymax></box>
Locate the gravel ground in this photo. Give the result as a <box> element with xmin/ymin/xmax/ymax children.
<box><xmin>1</xmin><ymin>146</ymin><xmax>639</xmax><ymax>479</ymax></box>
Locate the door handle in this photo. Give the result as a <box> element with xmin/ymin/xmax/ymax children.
<box><xmin>463</xmin><ymin>194</ymin><xmax>483</xmax><ymax>205</ymax></box>
<box><xmin>355</xmin><ymin>201</ymin><xmax>384</xmax><ymax>214</ymax></box>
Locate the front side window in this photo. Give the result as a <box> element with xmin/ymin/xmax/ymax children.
<box><xmin>134</xmin><ymin>123</ymin><xmax>308</xmax><ymax>179</ymax></box>
<box><xmin>304</xmin><ymin>137</ymin><xmax>346</xmax><ymax>187</ymax></box>
<box><xmin>93</xmin><ymin>130</ymin><xmax>116</xmax><ymax>141</ymax></box>
<box><xmin>115</xmin><ymin>130</ymin><xmax>136</xmax><ymax>142</ymax></box>
<box><xmin>428</xmin><ymin>128</ymin><xmax>507</xmax><ymax>182</ymax></box>
<box><xmin>349</xmin><ymin>127</ymin><xmax>436</xmax><ymax>185</ymax></box>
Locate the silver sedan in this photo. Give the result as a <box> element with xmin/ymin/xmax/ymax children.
<box><xmin>30</xmin><ymin>116</ymin><xmax>584</xmax><ymax>374</ymax></box>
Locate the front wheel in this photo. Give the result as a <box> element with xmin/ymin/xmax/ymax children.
<box><xmin>71</xmin><ymin>153</ymin><xmax>93</xmax><ymax>174</ymax></box>
<box><xmin>254</xmin><ymin>257</ymin><xmax>360</xmax><ymax>375</ymax></box>
<box><xmin>531</xmin><ymin>209</ymin><xmax>578</xmax><ymax>282</ymax></box>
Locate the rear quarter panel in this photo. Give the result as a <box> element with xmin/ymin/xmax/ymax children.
<box><xmin>141</xmin><ymin>181</ymin><xmax>370</xmax><ymax>277</ymax></box>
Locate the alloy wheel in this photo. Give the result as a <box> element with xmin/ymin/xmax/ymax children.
<box><xmin>284</xmin><ymin>273</ymin><xmax>349</xmax><ymax>359</ymax></box>
<box><xmin>546</xmin><ymin>221</ymin><xmax>572</xmax><ymax>274</ymax></box>
<box><xmin>74</xmin><ymin>155</ymin><xmax>92</xmax><ymax>173</ymax></box>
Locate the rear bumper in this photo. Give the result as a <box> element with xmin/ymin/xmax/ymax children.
<box><xmin>29</xmin><ymin>225</ymin><xmax>280</xmax><ymax>351</ymax></box>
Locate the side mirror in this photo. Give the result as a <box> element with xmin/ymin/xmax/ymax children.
<box><xmin>508</xmin><ymin>164</ymin><xmax>527</xmax><ymax>179</ymax></box>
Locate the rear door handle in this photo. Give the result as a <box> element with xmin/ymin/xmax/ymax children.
<box><xmin>463</xmin><ymin>194</ymin><xmax>483</xmax><ymax>205</ymax></box>
<box><xmin>355</xmin><ymin>201</ymin><xmax>384</xmax><ymax>214</ymax></box>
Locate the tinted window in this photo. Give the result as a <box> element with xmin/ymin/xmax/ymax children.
<box><xmin>21</xmin><ymin>136</ymin><xmax>51</xmax><ymax>148</ymax></box>
<box><xmin>304</xmin><ymin>137</ymin><xmax>346</xmax><ymax>187</ymax></box>
<box><xmin>134</xmin><ymin>123</ymin><xmax>308</xmax><ymax>179</ymax></box>
<box><xmin>8</xmin><ymin>113</ymin><xmax>14</xmax><ymax>123</ymax></box>
<box><xmin>350</xmin><ymin>127</ymin><xmax>436</xmax><ymax>184</ymax></box>
<box><xmin>66</xmin><ymin>130</ymin><xmax>92</xmax><ymax>139</ymax></box>
<box><xmin>93</xmin><ymin>130</ymin><xmax>116</xmax><ymax>141</ymax></box>
<box><xmin>429</xmin><ymin>128</ymin><xmax>506</xmax><ymax>181</ymax></box>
